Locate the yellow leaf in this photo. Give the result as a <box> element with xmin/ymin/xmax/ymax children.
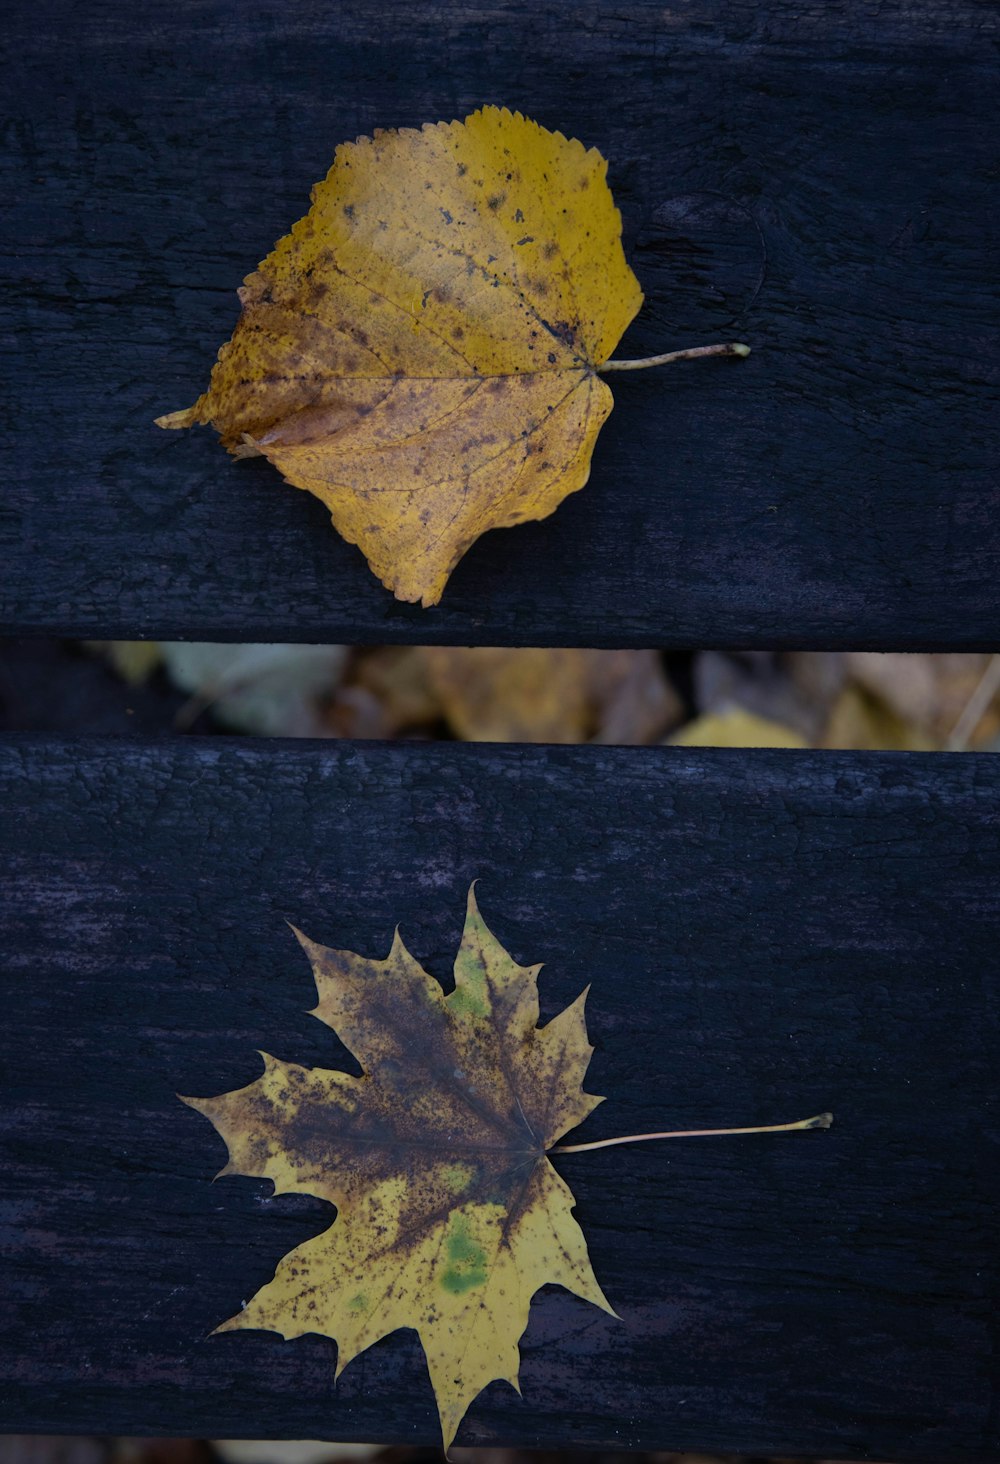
<box><xmin>423</xmin><ymin>646</ymin><xmax>594</xmax><ymax>741</ymax></box>
<box><xmin>182</xmin><ymin>886</ymin><xmax>614</xmax><ymax>1451</ymax></box>
<box><xmin>87</xmin><ymin>640</ymin><xmax>164</xmax><ymax>685</ymax></box>
<box><xmin>156</xmin><ymin>107</ymin><xmax>644</xmax><ymax>605</ymax></box>
<box><xmin>670</xmin><ymin>706</ymin><xmax>809</xmax><ymax>748</ymax></box>
<box><xmin>421</xmin><ymin>646</ymin><xmax>682</xmax><ymax>743</ymax></box>
<box><xmin>820</xmin><ymin>685</ymin><xmax>936</xmax><ymax>751</ymax></box>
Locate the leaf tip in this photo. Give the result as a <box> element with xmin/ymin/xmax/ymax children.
<box><xmin>289</xmin><ymin>923</ymin><xmax>323</xmax><ymax>964</ymax></box>
<box><xmin>730</xmin><ymin>342</ymin><xmax>751</xmax><ymax>358</ymax></box>
<box><xmin>810</xmin><ymin>1111</ymin><xmax>833</xmax><ymax>1129</ymax></box>
<box><xmin>154</xmin><ymin>406</ymin><xmax>198</xmax><ymax>430</ymax></box>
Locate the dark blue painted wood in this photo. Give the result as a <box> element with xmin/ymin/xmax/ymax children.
<box><xmin>1</xmin><ymin>737</ymin><xmax>997</xmax><ymax>1458</ymax></box>
<box><xmin>2</xmin><ymin>1</ymin><xmax>998</xmax><ymax>646</ymax></box>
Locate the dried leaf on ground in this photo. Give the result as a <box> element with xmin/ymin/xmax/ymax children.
<box><xmin>669</xmin><ymin>705</ymin><xmax>808</xmax><ymax>748</ymax></box>
<box><xmin>694</xmin><ymin>652</ymin><xmax>839</xmax><ymax>743</ymax></box>
<box><xmin>324</xmin><ymin>647</ymin><xmax>445</xmax><ymax>739</ymax></box>
<box><xmin>587</xmin><ymin>649</ymin><xmax>685</xmax><ymax>744</ymax></box>
<box><xmin>114</xmin><ymin>1445</ymin><xmax>215</xmax><ymax>1464</ymax></box>
<box><xmin>421</xmin><ymin>647</ymin><xmax>681</xmax><ymax>743</ymax></box>
<box><xmin>156</xmin><ymin>107</ymin><xmax>644</xmax><ymax>605</ymax></box>
<box><xmin>819</xmin><ymin>685</ymin><xmax>935</xmax><ymax>751</ymax></box>
<box><xmin>212</xmin><ymin>1445</ymin><xmax>377</xmax><ymax>1464</ymax></box>
<box><xmin>844</xmin><ymin>653</ymin><xmax>1000</xmax><ymax>747</ymax></box>
<box><xmin>88</xmin><ymin>641</ymin><xmax>165</xmax><ymax>687</ymax></box>
<box><xmin>183</xmin><ymin>887</ymin><xmax>612</xmax><ymax>1451</ymax></box>
<box><xmin>778</xmin><ymin>652</ymin><xmax>848</xmax><ymax>740</ymax></box>
<box><xmin>692</xmin><ymin>651</ymin><xmax>983</xmax><ymax>751</ymax></box>
<box><xmin>159</xmin><ymin>643</ymin><xmax>347</xmax><ymax>736</ymax></box>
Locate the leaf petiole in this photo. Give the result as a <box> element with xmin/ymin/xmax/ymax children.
<box><xmin>552</xmin><ymin>1111</ymin><xmax>832</xmax><ymax>1153</ymax></box>
<box><xmin>599</xmin><ymin>342</ymin><xmax>751</xmax><ymax>371</ymax></box>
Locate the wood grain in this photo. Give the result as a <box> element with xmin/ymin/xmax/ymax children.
<box><xmin>2</xmin><ymin>0</ymin><xmax>998</xmax><ymax>647</ymax></box>
<box><xmin>1</xmin><ymin>736</ymin><xmax>997</xmax><ymax>1458</ymax></box>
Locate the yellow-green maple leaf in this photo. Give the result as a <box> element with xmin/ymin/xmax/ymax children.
<box><xmin>182</xmin><ymin>886</ymin><xmax>614</xmax><ymax>1450</ymax></box>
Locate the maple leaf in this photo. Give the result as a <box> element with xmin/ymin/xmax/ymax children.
<box><xmin>183</xmin><ymin>889</ymin><xmax>829</xmax><ymax>1448</ymax></box>
<box><xmin>181</xmin><ymin>885</ymin><xmax>614</xmax><ymax>1451</ymax></box>
<box><xmin>156</xmin><ymin>106</ymin><xmax>746</xmax><ymax>606</ymax></box>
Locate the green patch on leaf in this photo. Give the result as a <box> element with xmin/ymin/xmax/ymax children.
<box><xmin>440</xmin><ymin>1213</ymin><xmax>488</xmax><ymax>1294</ymax></box>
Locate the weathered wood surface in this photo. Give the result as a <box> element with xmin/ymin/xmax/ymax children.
<box><xmin>2</xmin><ymin>0</ymin><xmax>998</xmax><ymax>648</ymax></box>
<box><xmin>1</xmin><ymin>736</ymin><xmax>997</xmax><ymax>1458</ymax></box>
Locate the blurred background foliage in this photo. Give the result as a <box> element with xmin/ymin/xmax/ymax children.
<box><xmin>1</xmin><ymin>640</ymin><xmax>998</xmax><ymax>751</ymax></box>
<box><xmin>0</xmin><ymin>1437</ymin><xmax>895</xmax><ymax>1464</ymax></box>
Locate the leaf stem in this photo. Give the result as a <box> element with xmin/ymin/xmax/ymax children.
<box><xmin>599</xmin><ymin>342</ymin><xmax>751</xmax><ymax>371</ymax></box>
<box><xmin>552</xmin><ymin>1111</ymin><xmax>832</xmax><ymax>1154</ymax></box>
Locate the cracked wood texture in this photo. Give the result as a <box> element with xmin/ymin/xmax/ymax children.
<box><xmin>2</xmin><ymin>0</ymin><xmax>998</xmax><ymax>648</ymax></box>
<box><xmin>1</xmin><ymin>737</ymin><xmax>998</xmax><ymax>1460</ymax></box>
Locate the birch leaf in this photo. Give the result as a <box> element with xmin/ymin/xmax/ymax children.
<box><xmin>181</xmin><ymin>886</ymin><xmax>614</xmax><ymax>1451</ymax></box>
<box><xmin>156</xmin><ymin>106</ymin><xmax>644</xmax><ymax>605</ymax></box>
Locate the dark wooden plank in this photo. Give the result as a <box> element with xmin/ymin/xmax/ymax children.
<box><xmin>2</xmin><ymin>1</ymin><xmax>998</xmax><ymax>648</ymax></box>
<box><xmin>1</xmin><ymin>735</ymin><xmax>997</xmax><ymax>1458</ymax></box>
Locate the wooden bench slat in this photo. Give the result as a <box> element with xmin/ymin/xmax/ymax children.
<box><xmin>1</xmin><ymin>736</ymin><xmax>997</xmax><ymax>1459</ymax></box>
<box><xmin>2</xmin><ymin>0</ymin><xmax>998</xmax><ymax>648</ymax></box>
